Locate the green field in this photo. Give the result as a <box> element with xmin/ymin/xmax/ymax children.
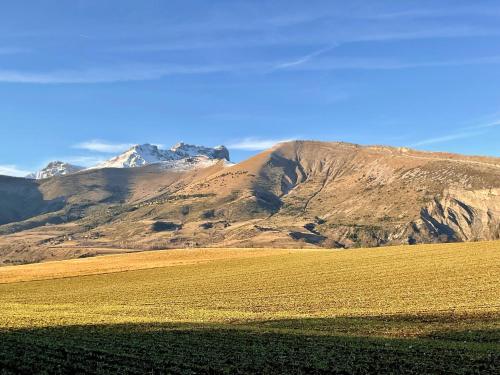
<box><xmin>1</xmin><ymin>242</ymin><xmax>499</xmax><ymax>374</ymax></box>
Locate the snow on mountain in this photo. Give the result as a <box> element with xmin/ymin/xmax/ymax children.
<box><xmin>170</xmin><ymin>142</ymin><xmax>230</xmax><ymax>161</ymax></box>
<box><xmin>93</xmin><ymin>143</ymin><xmax>230</xmax><ymax>170</ymax></box>
<box><xmin>27</xmin><ymin>161</ymin><xmax>84</xmax><ymax>180</ymax></box>
<box><xmin>94</xmin><ymin>144</ymin><xmax>169</xmax><ymax>169</ymax></box>
<box><xmin>24</xmin><ymin>143</ymin><xmax>230</xmax><ymax>179</ymax></box>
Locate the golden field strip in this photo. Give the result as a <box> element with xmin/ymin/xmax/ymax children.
<box><xmin>0</xmin><ymin>241</ymin><xmax>499</xmax><ymax>374</ymax></box>
<box><xmin>1</xmin><ymin>241</ymin><xmax>499</xmax><ymax>326</ymax></box>
<box><xmin>0</xmin><ymin>247</ymin><xmax>287</xmax><ymax>284</ymax></box>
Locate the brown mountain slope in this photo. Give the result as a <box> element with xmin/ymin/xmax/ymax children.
<box><xmin>0</xmin><ymin>176</ymin><xmax>65</xmax><ymax>225</ymax></box>
<box><xmin>1</xmin><ymin>141</ymin><xmax>499</xmax><ymax>264</ymax></box>
<box><xmin>151</xmin><ymin>141</ymin><xmax>499</xmax><ymax>248</ymax></box>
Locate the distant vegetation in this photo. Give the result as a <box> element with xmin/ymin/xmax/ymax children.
<box><xmin>151</xmin><ymin>221</ymin><xmax>182</xmax><ymax>232</ymax></box>
<box><xmin>0</xmin><ymin>241</ymin><xmax>498</xmax><ymax>374</ymax></box>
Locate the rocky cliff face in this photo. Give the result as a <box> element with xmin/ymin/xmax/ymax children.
<box><xmin>170</xmin><ymin>142</ymin><xmax>230</xmax><ymax>161</ymax></box>
<box><xmin>411</xmin><ymin>188</ymin><xmax>500</xmax><ymax>243</ymax></box>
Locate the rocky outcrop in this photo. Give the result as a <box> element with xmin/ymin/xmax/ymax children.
<box><xmin>407</xmin><ymin>188</ymin><xmax>500</xmax><ymax>243</ymax></box>
<box><xmin>95</xmin><ymin>143</ymin><xmax>230</xmax><ymax>169</ymax></box>
<box><xmin>27</xmin><ymin>161</ymin><xmax>84</xmax><ymax>180</ymax></box>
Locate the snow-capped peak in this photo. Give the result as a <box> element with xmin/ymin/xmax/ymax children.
<box><xmin>170</xmin><ymin>142</ymin><xmax>230</xmax><ymax>161</ymax></box>
<box><xmin>27</xmin><ymin>161</ymin><xmax>84</xmax><ymax>180</ymax></box>
<box><xmin>25</xmin><ymin>143</ymin><xmax>231</xmax><ymax>179</ymax></box>
<box><xmin>94</xmin><ymin>143</ymin><xmax>230</xmax><ymax>170</ymax></box>
<box><xmin>94</xmin><ymin>144</ymin><xmax>167</xmax><ymax>169</ymax></box>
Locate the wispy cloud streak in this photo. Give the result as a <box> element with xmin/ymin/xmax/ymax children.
<box><xmin>275</xmin><ymin>44</ymin><xmax>338</xmax><ymax>69</ymax></box>
<box><xmin>0</xmin><ymin>64</ymin><xmax>234</xmax><ymax>84</ymax></box>
<box><xmin>467</xmin><ymin>120</ymin><xmax>500</xmax><ymax>129</ymax></box>
<box><xmin>0</xmin><ymin>164</ymin><xmax>32</xmax><ymax>177</ymax></box>
<box><xmin>278</xmin><ymin>55</ymin><xmax>500</xmax><ymax>72</ymax></box>
<box><xmin>410</xmin><ymin>131</ymin><xmax>485</xmax><ymax>147</ymax></box>
<box><xmin>228</xmin><ymin>137</ymin><xmax>295</xmax><ymax>151</ymax></box>
<box><xmin>64</xmin><ymin>156</ymin><xmax>107</xmax><ymax>166</ymax></box>
<box><xmin>411</xmin><ymin>114</ymin><xmax>500</xmax><ymax>147</ymax></box>
<box><xmin>1</xmin><ymin>53</ymin><xmax>500</xmax><ymax>84</ymax></box>
<box><xmin>366</xmin><ymin>6</ymin><xmax>500</xmax><ymax>20</ymax></box>
<box><xmin>74</xmin><ymin>140</ymin><xmax>134</xmax><ymax>153</ymax></box>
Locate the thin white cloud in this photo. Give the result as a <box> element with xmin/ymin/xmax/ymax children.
<box><xmin>64</xmin><ymin>156</ymin><xmax>107</xmax><ymax>166</ymax></box>
<box><xmin>228</xmin><ymin>137</ymin><xmax>295</xmax><ymax>151</ymax></box>
<box><xmin>113</xmin><ymin>23</ymin><xmax>500</xmax><ymax>54</ymax></box>
<box><xmin>0</xmin><ymin>53</ymin><xmax>499</xmax><ymax>85</ymax></box>
<box><xmin>411</xmin><ymin>112</ymin><xmax>500</xmax><ymax>147</ymax></box>
<box><xmin>367</xmin><ymin>6</ymin><xmax>500</xmax><ymax>20</ymax></box>
<box><xmin>74</xmin><ymin>140</ymin><xmax>134</xmax><ymax>153</ymax></box>
<box><xmin>0</xmin><ymin>64</ymin><xmax>234</xmax><ymax>84</ymax></box>
<box><xmin>468</xmin><ymin>120</ymin><xmax>500</xmax><ymax>130</ymax></box>
<box><xmin>351</xmin><ymin>27</ymin><xmax>500</xmax><ymax>44</ymax></box>
<box><xmin>411</xmin><ymin>131</ymin><xmax>486</xmax><ymax>147</ymax></box>
<box><xmin>0</xmin><ymin>164</ymin><xmax>32</xmax><ymax>177</ymax></box>
<box><xmin>279</xmin><ymin>55</ymin><xmax>500</xmax><ymax>72</ymax></box>
<box><xmin>275</xmin><ymin>44</ymin><xmax>338</xmax><ymax>69</ymax></box>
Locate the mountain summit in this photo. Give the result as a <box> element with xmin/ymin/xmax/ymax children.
<box><xmin>94</xmin><ymin>143</ymin><xmax>230</xmax><ymax>169</ymax></box>
<box><xmin>170</xmin><ymin>142</ymin><xmax>230</xmax><ymax>161</ymax></box>
<box><xmin>27</xmin><ymin>161</ymin><xmax>84</xmax><ymax>180</ymax></box>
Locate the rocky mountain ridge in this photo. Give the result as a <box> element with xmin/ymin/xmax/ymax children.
<box><xmin>26</xmin><ymin>161</ymin><xmax>84</xmax><ymax>180</ymax></box>
<box><xmin>1</xmin><ymin>140</ymin><xmax>499</xmax><ymax>265</ymax></box>
<box><xmin>27</xmin><ymin>143</ymin><xmax>230</xmax><ymax>179</ymax></box>
<box><xmin>94</xmin><ymin>143</ymin><xmax>230</xmax><ymax>169</ymax></box>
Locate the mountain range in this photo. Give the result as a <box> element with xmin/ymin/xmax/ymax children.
<box><xmin>28</xmin><ymin>143</ymin><xmax>230</xmax><ymax>179</ymax></box>
<box><xmin>1</xmin><ymin>140</ymin><xmax>499</xmax><ymax>265</ymax></box>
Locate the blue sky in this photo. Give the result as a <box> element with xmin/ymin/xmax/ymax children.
<box><xmin>1</xmin><ymin>0</ymin><xmax>500</xmax><ymax>176</ymax></box>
